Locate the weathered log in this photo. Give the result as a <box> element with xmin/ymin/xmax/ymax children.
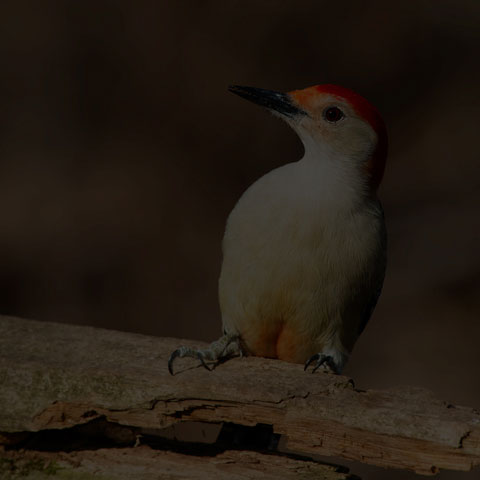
<box><xmin>0</xmin><ymin>316</ymin><xmax>479</xmax><ymax>477</ymax></box>
<box><xmin>0</xmin><ymin>447</ymin><xmax>353</xmax><ymax>480</ymax></box>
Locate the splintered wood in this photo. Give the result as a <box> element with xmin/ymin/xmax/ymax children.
<box><xmin>0</xmin><ymin>447</ymin><xmax>352</xmax><ymax>480</ymax></box>
<box><xmin>0</xmin><ymin>316</ymin><xmax>479</xmax><ymax>478</ymax></box>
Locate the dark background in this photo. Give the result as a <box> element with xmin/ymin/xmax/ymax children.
<box><xmin>0</xmin><ymin>1</ymin><xmax>478</xmax><ymax>478</ymax></box>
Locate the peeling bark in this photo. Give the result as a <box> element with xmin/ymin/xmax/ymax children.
<box><xmin>0</xmin><ymin>446</ymin><xmax>356</xmax><ymax>480</ymax></box>
<box><xmin>1</xmin><ymin>316</ymin><xmax>480</xmax><ymax>477</ymax></box>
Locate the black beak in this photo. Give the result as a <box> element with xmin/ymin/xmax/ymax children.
<box><xmin>228</xmin><ymin>85</ymin><xmax>306</xmax><ymax>118</ymax></box>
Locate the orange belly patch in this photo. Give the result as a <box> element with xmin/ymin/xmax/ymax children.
<box><xmin>276</xmin><ymin>323</ymin><xmax>305</xmax><ymax>363</ymax></box>
<box><xmin>246</xmin><ymin>322</ymin><xmax>306</xmax><ymax>364</ymax></box>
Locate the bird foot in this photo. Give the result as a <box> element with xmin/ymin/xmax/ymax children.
<box><xmin>304</xmin><ymin>352</ymin><xmax>341</xmax><ymax>374</ymax></box>
<box><xmin>168</xmin><ymin>333</ymin><xmax>243</xmax><ymax>375</ymax></box>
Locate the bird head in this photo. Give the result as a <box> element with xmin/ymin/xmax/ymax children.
<box><xmin>229</xmin><ymin>84</ymin><xmax>387</xmax><ymax>191</ymax></box>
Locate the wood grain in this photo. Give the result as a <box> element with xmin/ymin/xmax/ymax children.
<box><xmin>0</xmin><ymin>316</ymin><xmax>479</xmax><ymax>476</ymax></box>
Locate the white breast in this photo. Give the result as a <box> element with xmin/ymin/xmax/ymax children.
<box><xmin>218</xmin><ymin>156</ymin><xmax>385</xmax><ymax>362</ymax></box>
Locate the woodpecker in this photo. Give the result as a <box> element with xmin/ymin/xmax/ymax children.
<box><xmin>169</xmin><ymin>84</ymin><xmax>387</xmax><ymax>375</ymax></box>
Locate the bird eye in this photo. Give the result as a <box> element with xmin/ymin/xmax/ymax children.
<box><xmin>323</xmin><ymin>106</ymin><xmax>344</xmax><ymax>123</ymax></box>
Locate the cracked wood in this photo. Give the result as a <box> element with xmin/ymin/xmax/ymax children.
<box><xmin>0</xmin><ymin>447</ymin><xmax>354</xmax><ymax>480</ymax></box>
<box><xmin>0</xmin><ymin>316</ymin><xmax>479</xmax><ymax>476</ymax></box>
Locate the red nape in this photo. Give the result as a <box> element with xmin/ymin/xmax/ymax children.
<box><xmin>316</xmin><ymin>84</ymin><xmax>388</xmax><ymax>189</ymax></box>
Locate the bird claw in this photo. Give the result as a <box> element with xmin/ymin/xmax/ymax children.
<box><xmin>168</xmin><ymin>334</ymin><xmax>242</xmax><ymax>375</ymax></box>
<box><xmin>304</xmin><ymin>353</ymin><xmax>339</xmax><ymax>374</ymax></box>
<box><xmin>196</xmin><ymin>351</ymin><xmax>212</xmax><ymax>372</ymax></box>
<box><xmin>167</xmin><ymin>350</ymin><xmax>180</xmax><ymax>375</ymax></box>
<box><xmin>167</xmin><ymin>347</ymin><xmax>212</xmax><ymax>375</ymax></box>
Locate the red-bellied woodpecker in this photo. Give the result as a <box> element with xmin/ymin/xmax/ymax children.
<box><xmin>169</xmin><ymin>84</ymin><xmax>387</xmax><ymax>375</ymax></box>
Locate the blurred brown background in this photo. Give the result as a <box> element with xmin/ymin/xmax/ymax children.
<box><xmin>0</xmin><ymin>1</ymin><xmax>479</xmax><ymax>477</ymax></box>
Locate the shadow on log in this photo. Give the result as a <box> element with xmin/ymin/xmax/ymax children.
<box><xmin>0</xmin><ymin>316</ymin><xmax>479</xmax><ymax>478</ymax></box>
